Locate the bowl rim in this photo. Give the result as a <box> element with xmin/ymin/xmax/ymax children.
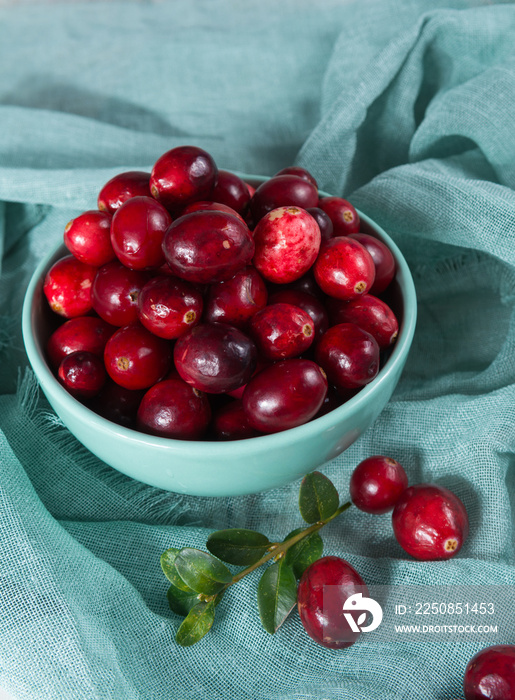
<box><xmin>22</xmin><ymin>175</ymin><xmax>417</xmax><ymax>456</ymax></box>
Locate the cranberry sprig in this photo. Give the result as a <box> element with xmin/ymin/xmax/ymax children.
<box><xmin>160</xmin><ymin>470</ymin><xmax>351</xmax><ymax>646</ymax></box>
<box><xmin>160</xmin><ymin>459</ymin><xmax>470</xmax><ymax>647</ymax></box>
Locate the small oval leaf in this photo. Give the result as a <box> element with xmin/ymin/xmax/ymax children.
<box><xmin>174</xmin><ymin>548</ymin><xmax>233</xmax><ymax>595</ymax></box>
<box><xmin>207</xmin><ymin>528</ymin><xmax>271</xmax><ymax>566</ymax></box>
<box><xmin>167</xmin><ymin>584</ymin><xmax>200</xmax><ymax>617</ymax></box>
<box><xmin>299</xmin><ymin>471</ymin><xmax>339</xmax><ymax>523</ymax></box>
<box><xmin>357</xmin><ymin>612</ymin><xmax>367</xmax><ymax>626</ymax></box>
<box><xmin>175</xmin><ymin>601</ymin><xmax>215</xmax><ymax>647</ymax></box>
<box><xmin>284</xmin><ymin>528</ymin><xmax>324</xmax><ymax>579</ymax></box>
<box><xmin>257</xmin><ymin>561</ymin><xmax>297</xmax><ymax>634</ymax></box>
<box><xmin>160</xmin><ymin>547</ymin><xmax>185</xmax><ymax>583</ymax></box>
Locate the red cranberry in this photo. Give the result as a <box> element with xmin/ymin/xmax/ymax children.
<box><xmin>318</xmin><ymin>196</ymin><xmax>360</xmax><ymax>236</ymax></box>
<box><xmin>97</xmin><ymin>171</ymin><xmax>151</xmax><ymax>213</ymax></box>
<box><xmin>392</xmin><ymin>484</ymin><xmax>469</xmax><ymax>560</ymax></box>
<box><xmin>58</xmin><ymin>350</ymin><xmax>106</xmax><ymax>398</ymax></box>
<box><xmin>249</xmin><ymin>303</ymin><xmax>315</xmax><ymax>361</ymax></box>
<box><xmin>213</xmin><ymin>399</ymin><xmax>261</xmax><ymax>440</ymax></box>
<box><xmin>91</xmin><ymin>261</ymin><xmax>149</xmax><ymax>326</ymax></box>
<box><xmin>150</xmin><ymin>145</ymin><xmax>218</xmax><ymax>212</ymax></box>
<box><xmin>110</xmin><ymin>196</ymin><xmax>171</xmax><ymax>270</ymax></box>
<box><xmin>245</xmin><ymin>182</ymin><xmax>256</xmax><ymax>197</ymax></box>
<box><xmin>253</xmin><ymin>206</ymin><xmax>321</xmax><ymax>284</ymax></box>
<box><xmin>204</xmin><ymin>266</ymin><xmax>268</xmax><ymax>328</ymax></box>
<box><xmin>269</xmin><ymin>289</ymin><xmax>329</xmax><ymax>341</ymax></box>
<box><xmin>314</xmin><ymin>237</ymin><xmax>375</xmax><ymax>300</ymax></box>
<box><xmin>137</xmin><ymin>378</ymin><xmax>211</xmax><ymax>439</ymax></box>
<box><xmin>242</xmin><ymin>359</ymin><xmax>327</xmax><ymax>433</ymax></box>
<box><xmin>46</xmin><ymin>316</ymin><xmax>115</xmax><ymax>369</ymax></box>
<box><xmin>350</xmin><ymin>456</ymin><xmax>408</xmax><ymax>514</ymax></box>
<box><xmin>174</xmin><ymin>322</ymin><xmax>257</xmax><ymax>394</ymax></box>
<box><xmin>91</xmin><ymin>380</ymin><xmax>145</xmax><ymax>428</ymax></box>
<box><xmin>315</xmin><ymin>323</ymin><xmax>380</xmax><ymax>391</ymax></box>
<box><xmin>250</xmin><ymin>175</ymin><xmax>319</xmax><ymax>222</ymax></box>
<box><xmin>306</xmin><ymin>207</ymin><xmax>334</xmax><ymax>242</ymax></box>
<box><xmin>104</xmin><ymin>323</ymin><xmax>172</xmax><ymax>390</ymax></box>
<box><xmin>275</xmin><ymin>166</ymin><xmax>318</xmax><ymax>189</ymax></box>
<box><xmin>163</xmin><ymin>210</ymin><xmax>254</xmax><ymax>284</ymax></box>
<box><xmin>297</xmin><ymin>556</ymin><xmax>368</xmax><ymax>649</ymax></box>
<box><xmin>137</xmin><ymin>275</ymin><xmax>203</xmax><ymax>339</ymax></box>
<box><xmin>326</xmin><ymin>294</ymin><xmax>398</xmax><ymax>349</ymax></box>
<box><xmin>464</xmin><ymin>645</ymin><xmax>515</xmax><ymax>700</ymax></box>
<box><xmin>211</xmin><ymin>170</ymin><xmax>251</xmax><ymax>214</ymax></box>
<box><xmin>349</xmin><ymin>233</ymin><xmax>396</xmax><ymax>295</ymax></box>
<box><xmin>180</xmin><ymin>200</ymin><xmax>245</xmax><ymax>224</ymax></box>
<box><xmin>43</xmin><ymin>255</ymin><xmax>97</xmax><ymax>318</ymax></box>
<box><xmin>64</xmin><ymin>210</ymin><xmax>115</xmax><ymax>267</ymax></box>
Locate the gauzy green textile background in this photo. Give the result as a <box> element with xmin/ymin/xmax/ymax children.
<box><xmin>1</xmin><ymin>1</ymin><xmax>515</xmax><ymax>698</ymax></box>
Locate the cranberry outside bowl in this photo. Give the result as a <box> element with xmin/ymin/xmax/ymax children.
<box><xmin>22</xmin><ymin>176</ymin><xmax>417</xmax><ymax>497</ymax></box>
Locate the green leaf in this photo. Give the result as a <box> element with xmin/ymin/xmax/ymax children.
<box><xmin>257</xmin><ymin>560</ymin><xmax>297</xmax><ymax>634</ymax></box>
<box><xmin>206</xmin><ymin>528</ymin><xmax>271</xmax><ymax>566</ymax></box>
<box><xmin>283</xmin><ymin>528</ymin><xmax>324</xmax><ymax>579</ymax></box>
<box><xmin>160</xmin><ymin>548</ymin><xmax>194</xmax><ymax>592</ymax></box>
<box><xmin>175</xmin><ymin>601</ymin><xmax>215</xmax><ymax>647</ymax></box>
<box><xmin>167</xmin><ymin>584</ymin><xmax>200</xmax><ymax>617</ymax></box>
<box><xmin>174</xmin><ymin>548</ymin><xmax>233</xmax><ymax>595</ymax></box>
<box><xmin>299</xmin><ymin>471</ymin><xmax>339</xmax><ymax>523</ymax></box>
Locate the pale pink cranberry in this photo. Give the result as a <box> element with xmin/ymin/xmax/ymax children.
<box><xmin>253</xmin><ymin>206</ymin><xmax>321</xmax><ymax>284</ymax></box>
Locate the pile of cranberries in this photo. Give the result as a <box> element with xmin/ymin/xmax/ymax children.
<box><xmin>43</xmin><ymin>145</ymin><xmax>399</xmax><ymax>440</ymax></box>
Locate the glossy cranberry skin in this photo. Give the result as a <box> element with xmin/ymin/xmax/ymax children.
<box><xmin>269</xmin><ymin>289</ymin><xmax>329</xmax><ymax>341</ymax></box>
<box><xmin>211</xmin><ymin>170</ymin><xmax>251</xmax><ymax>214</ymax></box>
<box><xmin>64</xmin><ymin>210</ymin><xmax>115</xmax><ymax>267</ymax></box>
<box><xmin>181</xmin><ymin>200</ymin><xmax>245</xmax><ymax>224</ymax></box>
<box><xmin>43</xmin><ymin>255</ymin><xmax>96</xmax><ymax>318</ymax></box>
<box><xmin>392</xmin><ymin>484</ymin><xmax>469</xmax><ymax>561</ymax></box>
<box><xmin>163</xmin><ymin>210</ymin><xmax>254</xmax><ymax>284</ymax></box>
<box><xmin>250</xmin><ymin>175</ymin><xmax>319</xmax><ymax>222</ymax></box>
<box><xmin>350</xmin><ymin>456</ymin><xmax>408</xmax><ymax>514</ymax></box>
<box><xmin>204</xmin><ymin>266</ymin><xmax>268</xmax><ymax>328</ymax></box>
<box><xmin>297</xmin><ymin>556</ymin><xmax>368</xmax><ymax>649</ymax></box>
<box><xmin>348</xmin><ymin>233</ymin><xmax>396</xmax><ymax>295</ymax></box>
<box><xmin>242</xmin><ymin>359</ymin><xmax>327</xmax><ymax>433</ymax></box>
<box><xmin>97</xmin><ymin>171</ymin><xmax>151</xmax><ymax>213</ymax></box>
<box><xmin>327</xmin><ymin>294</ymin><xmax>399</xmax><ymax>349</ymax></box>
<box><xmin>137</xmin><ymin>275</ymin><xmax>203</xmax><ymax>339</ymax></box>
<box><xmin>315</xmin><ymin>323</ymin><xmax>380</xmax><ymax>391</ymax></box>
<box><xmin>306</xmin><ymin>207</ymin><xmax>333</xmax><ymax>243</ymax></box>
<box><xmin>174</xmin><ymin>322</ymin><xmax>257</xmax><ymax>394</ymax></box>
<box><xmin>314</xmin><ymin>237</ymin><xmax>375</xmax><ymax>301</ymax></box>
<box><xmin>46</xmin><ymin>316</ymin><xmax>115</xmax><ymax>369</ymax></box>
<box><xmin>104</xmin><ymin>323</ymin><xmax>172</xmax><ymax>390</ymax></box>
<box><xmin>213</xmin><ymin>399</ymin><xmax>261</xmax><ymax>440</ymax></box>
<box><xmin>137</xmin><ymin>378</ymin><xmax>211</xmax><ymax>440</ymax></box>
<box><xmin>150</xmin><ymin>145</ymin><xmax>218</xmax><ymax>212</ymax></box>
<box><xmin>91</xmin><ymin>261</ymin><xmax>149</xmax><ymax>326</ymax></box>
<box><xmin>253</xmin><ymin>206</ymin><xmax>321</xmax><ymax>284</ymax></box>
<box><xmin>110</xmin><ymin>196</ymin><xmax>171</xmax><ymax>270</ymax></box>
<box><xmin>464</xmin><ymin>645</ymin><xmax>515</xmax><ymax>700</ymax></box>
<box><xmin>91</xmin><ymin>380</ymin><xmax>145</xmax><ymax>428</ymax></box>
<box><xmin>249</xmin><ymin>303</ymin><xmax>315</xmax><ymax>361</ymax></box>
<box><xmin>275</xmin><ymin>166</ymin><xmax>318</xmax><ymax>189</ymax></box>
<box><xmin>318</xmin><ymin>196</ymin><xmax>360</xmax><ymax>236</ymax></box>
<box><xmin>58</xmin><ymin>351</ymin><xmax>106</xmax><ymax>398</ymax></box>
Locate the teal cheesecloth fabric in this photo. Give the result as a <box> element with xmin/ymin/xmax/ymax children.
<box><xmin>1</xmin><ymin>0</ymin><xmax>515</xmax><ymax>698</ymax></box>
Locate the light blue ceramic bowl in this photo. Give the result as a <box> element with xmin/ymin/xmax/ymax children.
<box><xmin>22</xmin><ymin>177</ymin><xmax>417</xmax><ymax>497</ymax></box>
